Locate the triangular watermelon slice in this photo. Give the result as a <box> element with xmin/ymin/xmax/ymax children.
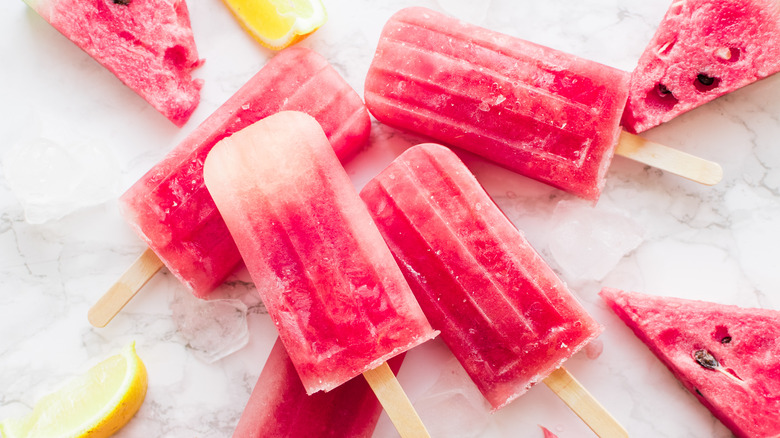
<box><xmin>600</xmin><ymin>287</ymin><xmax>780</xmax><ymax>438</ymax></box>
<box><xmin>24</xmin><ymin>0</ymin><xmax>204</xmax><ymax>127</ymax></box>
<box><xmin>622</xmin><ymin>0</ymin><xmax>780</xmax><ymax>133</ymax></box>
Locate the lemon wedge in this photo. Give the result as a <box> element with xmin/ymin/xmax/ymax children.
<box><xmin>0</xmin><ymin>342</ymin><xmax>148</xmax><ymax>438</ymax></box>
<box><xmin>222</xmin><ymin>0</ymin><xmax>328</xmax><ymax>50</ymax></box>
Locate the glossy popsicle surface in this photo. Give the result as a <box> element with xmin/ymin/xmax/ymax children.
<box><xmin>360</xmin><ymin>143</ymin><xmax>602</xmax><ymax>410</ymax></box>
<box><xmin>120</xmin><ymin>47</ymin><xmax>370</xmax><ymax>297</ymax></box>
<box><xmin>365</xmin><ymin>7</ymin><xmax>629</xmax><ymax>200</ymax></box>
<box><xmin>203</xmin><ymin>111</ymin><xmax>436</xmax><ymax>394</ymax></box>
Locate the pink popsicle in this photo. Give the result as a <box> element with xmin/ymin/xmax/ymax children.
<box><xmin>360</xmin><ymin>143</ymin><xmax>602</xmax><ymax>410</ymax></box>
<box><xmin>233</xmin><ymin>338</ymin><xmax>404</xmax><ymax>438</ymax></box>
<box><xmin>364</xmin><ymin>7</ymin><xmax>629</xmax><ymax>200</ymax></box>
<box><xmin>120</xmin><ymin>47</ymin><xmax>370</xmax><ymax>298</ymax></box>
<box><xmin>203</xmin><ymin>111</ymin><xmax>437</xmax><ymax>395</ymax></box>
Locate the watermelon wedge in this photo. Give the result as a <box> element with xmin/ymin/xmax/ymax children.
<box><xmin>622</xmin><ymin>0</ymin><xmax>780</xmax><ymax>133</ymax></box>
<box><xmin>24</xmin><ymin>0</ymin><xmax>204</xmax><ymax>127</ymax></box>
<box><xmin>600</xmin><ymin>288</ymin><xmax>780</xmax><ymax>438</ymax></box>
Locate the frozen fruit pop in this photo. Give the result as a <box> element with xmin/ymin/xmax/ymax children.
<box><xmin>204</xmin><ymin>111</ymin><xmax>437</xmax><ymax>436</ymax></box>
<box><xmin>622</xmin><ymin>0</ymin><xmax>780</xmax><ymax>134</ymax></box>
<box><xmin>360</xmin><ymin>143</ymin><xmax>625</xmax><ymax>436</ymax></box>
<box><xmin>233</xmin><ymin>338</ymin><xmax>404</xmax><ymax>438</ymax></box>
<box><xmin>89</xmin><ymin>47</ymin><xmax>370</xmax><ymax>328</ymax></box>
<box><xmin>365</xmin><ymin>7</ymin><xmax>721</xmax><ymax>201</ymax></box>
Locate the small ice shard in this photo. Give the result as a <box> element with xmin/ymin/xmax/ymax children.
<box><xmin>171</xmin><ymin>288</ymin><xmax>249</xmax><ymax>363</ymax></box>
<box><xmin>414</xmin><ymin>356</ymin><xmax>492</xmax><ymax>438</ymax></box>
<box><xmin>437</xmin><ymin>0</ymin><xmax>491</xmax><ymax>24</ymax></box>
<box><xmin>2</xmin><ymin>137</ymin><xmax>119</xmax><ymax>224</ymax></box>
<box><xmin>548</xmin><ymin>200</ymin><xmax>644</xmax><ymax>281</ymax></box>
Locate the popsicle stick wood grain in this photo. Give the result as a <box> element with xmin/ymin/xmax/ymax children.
<box><xmin>363</xmin><ymin>362</ymin><xmax>431</xmax><ymax>438</ymax></box>
<box><xmin>88</xmin><ymin>248</ymin><xmax>164</xmax><ymax>328</ymax></box>
<box><xmin>544</xmin><ymin>367</ymin><xmax>628</xmax><ymax>438</ymax></box>
<box><xmin>616</xmin><ymin>131</ymin><xmax>723</xmax><ymax>186</ymax></box>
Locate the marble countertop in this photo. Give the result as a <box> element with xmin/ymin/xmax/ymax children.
<box><xmin>2</xmin><ymin>0</ymin><xmax>779</xmax><ymax>436</ymax></box>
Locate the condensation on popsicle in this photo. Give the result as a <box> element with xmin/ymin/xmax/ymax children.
<box><xmin>120</xmin><ymin>47</ymin><xmax>370</xmax><ymax>298</ymax></box>
<box><xmin>365</xmin><ymin>7</ymin><xmax>629</xmax><ymax>200</ymax></box>
<box><xmin>203</xmin><ymin>111</ymin><xmax>437</xmax><ymax>395</ymax></box>
<box><xmin>233</xmin><ymin>338</ymin><xmax>404</xmax><ymax>438</ymax></box>
<box><xmin>360</xmin><ymin>143</ymin><xmax>602</xmax><ymax>410</ymax></box>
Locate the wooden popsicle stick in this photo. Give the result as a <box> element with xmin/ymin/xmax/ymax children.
<box><xmin>544</xmin><ymin>367</ymin><xmax>628</xmax><ymax>438</ymax></box>
<box><xmin>363</xmin><ymin>362</ymin><xmax>431</xmax><ymax>438</ymax></box>
<box><xmin>616</xmin><ymin>131</ymin><xmax>723</xmax><ymax>186</ymax></box>
<box><xmin>88</xmin><ymin>247</ymin><xmax>164</xmax><ymax>328</ymax></box>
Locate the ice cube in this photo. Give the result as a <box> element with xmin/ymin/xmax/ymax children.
<box><xmin>548</xmin><ymin>200</ymin><xmax>644</xmax><ymax>282</ymax></box>
<box><xmin>414</xmin><ymin>356</ymin><xmax>494</xmax><ymax>437</ymax></box>
<box><xmin>171</xmin><ymin>288</ymin><xmax>249</xmax><ymax>363</ymax></box>
<box><xmin>437</xmin><ymin>0</ymin><xmax>491</xmax><ymax>24</ymax></box>
<box><xmin>2</xmin><ymin>137</ymin><xmax>119</xmax><ymax>224</ymax></box>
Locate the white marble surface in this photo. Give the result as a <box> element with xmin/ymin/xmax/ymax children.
<box><xmin>2</xmin><ymin>0</ymin><xmax>779</xmax><ymax>437</ymax></box>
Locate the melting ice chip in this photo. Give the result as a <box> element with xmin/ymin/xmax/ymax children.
<box><xmin>171</xmin><ymin>288</ymin><xmax>249</xmax><ymax>363</ymax></box>
<box><xmin>2</xmin><ymin>137</ymin><xmax>119</xmax><ymax>224</ymax></box>
<box><xmin>414</xmin><ymin>357</ymin><xmax>493</xmax><ymax>437</ymax></box>
<box><xmin>548</xmin><ymin>200</ymin><xmax>644</xmax><ymax>281</ymax></box>
<box><xmin>437</xmin><ymin>0</ymin><xmax>491</xmax><ymax>24</ymax></box>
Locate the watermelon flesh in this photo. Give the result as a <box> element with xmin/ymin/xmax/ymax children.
<box><xmin>24</xmin><ymin>0</ymin><xmax>203</xmax><ymax>127</ymax></box>
<box><xmin>622</xmin><ymin>0</ymin><xmax>780</xmax><ymax>133</ymax></box>
<box><xmin>600</xmin><ymin>287</ymin><xmax>780</xmax><ymax>438</ymax></box>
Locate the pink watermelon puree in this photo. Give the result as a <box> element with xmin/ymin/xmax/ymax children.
<box><xmin>361</xmin><ymin>144</ymin><xmax>602</xmax><ymax>410</ymax></box>
<box><xmin>601</xmin><ymin>288</ymin><xmax>780</xmax><ymax>438</ymax></box>
<box><xmin>203</xmin><ymin>112</ymin><xmax>436</xmax><ymax>394</ymax></box>
<box><xmin>120</xmin><ymin>47</ymin><xmax>370</xmax><ymax>298</ymax></box>
<box><xmin>622</xmin><ymin>0</ymin><xmax>780</xmax><ymax>133</ymax></box>
<box><xmin>25</xmin><ymin>0</ymin><xmax>204</xmax><ymax>126</ymax></box>
<box><xmin>365</xmin><ymin>7</ymin><xmax>630</xmax><ymax>201</ymax></box>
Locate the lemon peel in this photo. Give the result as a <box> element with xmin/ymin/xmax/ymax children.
<box><xmin>222</xmin><ymin>0</ymin><xmax>328</xmax><ymax>50</ymax></box>
<box><xmin>0</xmin><ymin>342</ymin><xmax>148</xmax><ymax>438</ymax></box>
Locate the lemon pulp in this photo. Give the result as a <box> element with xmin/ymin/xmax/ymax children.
<box><xmin>222</xmin><ymin>0</ymin><xmax>327</xmax><ymax>49</ymax></box>
<box><xmin>0</xmin><ymin>342</ymin><xmax>147</xmax><ymax>438</ymax></box>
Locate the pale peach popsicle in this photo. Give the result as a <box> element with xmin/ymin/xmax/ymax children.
<box><xmin>203</xmin><ymin>111</ymin><xmax>437</xmax><ymax>394</ymax></box>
